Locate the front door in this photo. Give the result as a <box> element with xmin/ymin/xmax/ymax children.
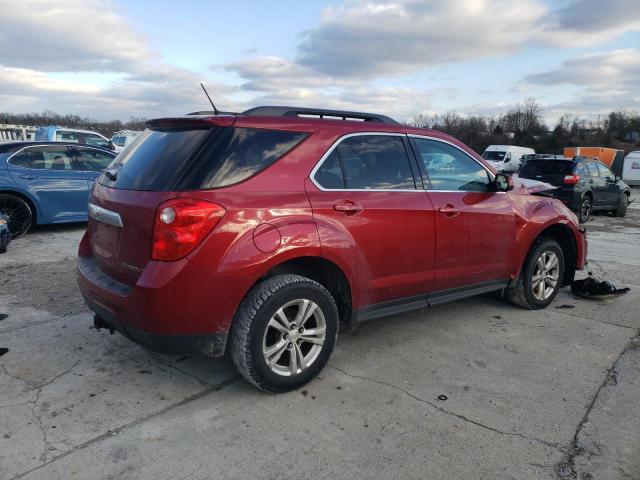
<box><xmin>7</xmin><ymin>145</ymin><xmax>90</xmax><ymax>222</ymax></box>
<box><xmin>410</xmin><ymin>136</ymin><xmax>516</xmax><ymax>292</ymax></box>
<box><xmin>595</xmin><ymin>162</ymin><xmax>621</xmax><ymax>207</ymax></box>
<box><xmin>306</xmin><ymin>133</ymin><xmax>436</xmax><ymax>307</ymax></box>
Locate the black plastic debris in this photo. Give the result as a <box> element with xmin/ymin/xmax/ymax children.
<box><xmin>437</xmin><ymin>395</ymin><xmax>448</xmax><ymax>401</ymax></box>
<box><xmin>0</xmin><ymin>213</ymin><xmax>11</xmax><ymax>254</ymax></box>
<box><xmin>0</xmin><ymin>314</ymin><xmax>8</xmax><ymax>322</ymax></box>
<box><xmin>571</xmin><ymin>272</ymin><xmax>630</xmax><ymax>299</ymax></box>
<box><xmin>0</xmin><ymin>348</ymin><xmax>8</xmax><ymax>357</ymax></box>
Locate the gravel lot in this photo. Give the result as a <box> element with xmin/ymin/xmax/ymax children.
<box><xmin>1</xmin><ymin>193</ymin><xmax>639</xmax><ymax>480</ymax></box>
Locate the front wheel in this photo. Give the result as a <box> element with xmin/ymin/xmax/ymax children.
<box><xmin>0</xmin><ymin>194</ymin><xmax>33</xmax><ymax>237</ymax></box>
<box><xmin>229</xmin><ymin>274</ymin><xmax>339</xmax><ymax>393</ymax></box>
<box><xmin>614</xmin><ymin>193</ymin><xmax>628</xmax><ymax>217</ymax></box>
<box><xmin>506</xmin><ymin>238</ymin><xmax>565</xmax><ymax>310</ymax></box>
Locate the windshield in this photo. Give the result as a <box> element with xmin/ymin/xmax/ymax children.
<box><xmin>482</xmin><ymin>151</ymin><xmax>506</xmax><ymax>161</ymax></box>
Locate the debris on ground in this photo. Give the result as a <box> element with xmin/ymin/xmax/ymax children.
<box><xmin>571</xmin><ymin>272</ymin><xmax>630</xmax><ymax>299</ymax></box>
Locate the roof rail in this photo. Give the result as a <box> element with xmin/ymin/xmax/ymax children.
<box><xmin>242</xmin><ymin>106</ymin><xmax>398</xmax><ymax>124</ymax></box>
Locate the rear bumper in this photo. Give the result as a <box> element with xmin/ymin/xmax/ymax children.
<box><xmin>77</xmin><ymin>234</ymin><xmax>255</xmax><ymax>357</ymax></box>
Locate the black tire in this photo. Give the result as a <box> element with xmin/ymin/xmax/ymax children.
<box><xmin>578</xmin><ymin>196</ymin><xmax>591</xmax><ymax>223</ymax></box>
<box><xmin>229</xmin><ymin>274</ymin><xmax>339</xmax><ymax>393</ymax></box>
<box><xmin>614</xmin><ymin>193</ymin><xmax>628</xmax><ymax>217</ymax></box>
<box><xmin>505</xmin><ymin>237</ymin><xmax>565</xmax><ymax>310</ymax></box>
<box><xmin>0</xmin><ymin>194</ymin><xmax>33</xmax><ymax>237</ymax></box>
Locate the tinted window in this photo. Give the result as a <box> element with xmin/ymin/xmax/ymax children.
<box><xmin>184</xmin><ymin>128</ymin><xmax>307</xmax><ymax>189</ymax></box>
<box><xmin>334</xmin><ymin>135</ymin><xmax>415</xmax><ymax>190</ymax></box>
<box><xmin>8</xmin><ymin>146</ymin><xmax>82</xmax><ymax>171</ymax></box>
<box><xmin>314</xmin><ymin>150</ymin><xmax>345</xmax><ymax>189</ymax></box>
<box><xmin>482</xmin><ymin>151</ymin><xmax>506</xmax><ymax>161</ymax></box>
<box><xmin>112</xmin><ymin>136</ymin><xmax>126</xmax><ymax>146</ymax></box>
<box><xmin>413</xmin><ymin>138</ymin><xmax>489</xmax><ymax>191</ymax></box>
<box><xmin>519</xmin><ymin>160</ymin><xmax>576</xmax><ymax>186</ymax></box>
<box><xmin>85</xmin><ymin>133</ymin><xmax>109</xmax><ymax>148</ymax></box>
<box><xmin>101</xmin><ymin>127</ymin><xmax>306</xmax><ymax>191</ymax></box>
<box><xmin>596</xmin><ymin>162</ymin><xmax>614</xmax><ymax>180</ymax></box>
<box><xmin>75</xmin><ymin>147</ymin><xmax>115</xmax><ymax>172</ymax></box>
<box><xmin>586</xmin><ymin>162</ymin><xmax>599</xmax><ymax>177</ymax></box>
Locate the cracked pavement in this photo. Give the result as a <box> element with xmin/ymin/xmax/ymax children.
<box><xmin>1</xmin><ymin>193</ymin><xmax>639</xmax><ymax>480</ymax></box>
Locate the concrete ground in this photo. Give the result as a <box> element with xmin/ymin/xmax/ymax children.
<box><xmin>1</xmin><ymin>193</ymin><xmax>639</xmax><ymax>480</ymax></box>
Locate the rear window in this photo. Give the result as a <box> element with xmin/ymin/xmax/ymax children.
<box><xmin>99</xmin><ymin>127</ymin><xmax>307</xmax><ymax>191</ymax></box>
<box><xmin>520</xmin><ymin>160</ymin><xmax>575</xmax><ymax>177</ymax></box>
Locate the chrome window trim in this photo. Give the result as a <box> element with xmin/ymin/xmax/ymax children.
<box><xmin>309</xmin><ymin>132</ymin><xmax>422</xmax><ymax>193</ymax></box>
<box><xmin>6</xmin><ymin>144</ymin><xmax>114</xmax><ymax>170</ymax></box>
<box><xmin>88</xmin><ymin>203</ymin><xmax>124</xmax><ymax>228</ymax></box>
<box><xmin>407</xmin><ymin>133</ymin><xmax>496</xmax><ymax>183</ymax></box>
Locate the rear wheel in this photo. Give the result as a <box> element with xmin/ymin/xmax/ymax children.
<box><xmin>0</xmin><ymin>194</ymin><xmax>33</xmax><ymax>237</ymax></box>
<box><xmin>578</xmin><ymin>196</ymin><xmax>591</xmax><ymax>223</ymax></box>
<box><xmin>614</xmin><ymin>193</ymin><xmax>628</xmax><ymax>217</ymax></box>
<box><xmin>506</xmin><ymin>238</ymin><xmax>565</xmax><ymax>310</ymax></box>
<box><xmin>229</xmin><ymin>274</ymin><xmax>339</xmax><ymax>393</ymax></box>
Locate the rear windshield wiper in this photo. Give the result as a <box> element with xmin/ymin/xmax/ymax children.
<box><xmin>103</xmin><ymin>164</ymin><xmax>121</xmax><ymax>181</ymax></box>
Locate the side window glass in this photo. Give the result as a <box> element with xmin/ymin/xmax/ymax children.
<box><xmin>8</xmin><ymin>149</ymin><xmax>34</xmax><ymax>168</ymax></box>
<box><xmin>55</xmin><ymin>130</ymin><xmax>79</xmax><ymax>143</ymax></box>
<box><xmin>596</xmin><ymin>162</ymin><xmax>614</xmax><ymax>180</ymax></box>
<box><xmin>335</xmin><ymin>135</ymin><xmax>415</xmax><ymax>190</ymax></box>
<box><xmin>575</xmin><ymin>164</ymin><xmax>587</xmax><ymax>177</ymax></box>
<box><xmin>586</xmin><ymin>162</ymin><xmax>599</xmax><ymax>177</ymax></box>
<box><xmin>413</xmin><ymin>138</ymin><xmax>490</xmax><ymax>191</ymax></box>
<box><xmin>314</xmin><ymin>150</ymin><xmax>345</xmax><ymax>189</ymax></box>
<box><xmin>75</xmin><ymin>148</ymin><xmax>115</xmax><ymax>172</ymax></box>
<box><xmin>85</xmin><ymin>134</ymin><xmax>109</xmax><ymax>148</ymax></box>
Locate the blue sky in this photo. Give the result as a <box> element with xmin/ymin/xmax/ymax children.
<box><xmin>1</xmin><ymin>0</ymin><xmax>639</xmax><ymax>124</ymax></box>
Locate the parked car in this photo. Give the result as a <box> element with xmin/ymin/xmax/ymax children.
<box><xmin>110</xmin><ymin>130</ymin><xmax>142</xmax><ymax>154</ymax></box>
<box><xmin>0</xmin><ymin>142</ymin><xmax>117</xmax><ymax>236</ymax></box>
<box><xmin>519</xmin><ymin>156</ymin><xmax>631</xmax><ymax>223</ymax></box>
<box><xmin>78</xmin><ymin>106</ymin><xmax>587</xmax><ymax>392</ymax></box>
<box><xmin>35</xmin><ymin>126</ymin><xmax>113</xmax><ymax>150</ymax></box>
<box><xmin>482</xmin><ymin>145</ymin><xmax>535</xmax><ymax>173</ymax></box>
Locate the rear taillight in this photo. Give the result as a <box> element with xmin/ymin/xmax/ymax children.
<box><xmin>151</xmin><ymin>198</ymin><xmax>225</xmax><ymax>261</ymax></box>
<box><xmin>563</xmin><ymin>174</ymin><xmax>580</xmax><ymax>185</ymax></box>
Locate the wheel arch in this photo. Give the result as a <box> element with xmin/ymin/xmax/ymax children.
<box><xmin>255</xmin><ymin>256</ymin><xmax>353</xmax><ymax>329</ymax></box>
<box><xmin>0</xmin><ymin>188</ymin><xmax>38</xmax><ymax>225</ymax></box>
<box><xmin>528</xmin><ymin>223</ymin><xmax>577</xmax><ymax>286</ymax></box>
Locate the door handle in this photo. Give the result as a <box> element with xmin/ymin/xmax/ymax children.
<box><xmin>19</xmin><ymin>174</ymin><xmax>37</xmax><ymax>180</ymax></box>
<box><xmin>439</xmin><ymin>204</ymin><xmax>460</xmax><ymax>217</ymax></box>
<box><xmin>333</xmin><ymin>200</ymin><xmax>363</xmax><ymax>214</ymax></box>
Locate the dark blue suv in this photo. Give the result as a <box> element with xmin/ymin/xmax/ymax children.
<box><xmin>0</xmin><ymin>142</ymin><xmax>116</xmax><ymax>236</ymax></box>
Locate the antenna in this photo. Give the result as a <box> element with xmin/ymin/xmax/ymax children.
<box><xmin>200</xmin><ymin>83</ymin><xmax>219</xmax><ymax>115</ymax></box>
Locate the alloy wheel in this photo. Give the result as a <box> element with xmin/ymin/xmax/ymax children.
<box><xmin>0</xmin><ymin>197</ymin><xmax>31</xmax><ymax>237</ymax></box>
<box><xmin>531</xmin><ymin>251</ymin><xmax>560</xmax><ymax>301</ymax></box>
<box><xmin>580</xmin><ymin>198</ymin><xmax>591</xmax><ymax>223</ymax></box>
<box><xmin>262</xmin><ymin>299</ymin><xmax>327</xmax><ymax>377</ymax></box>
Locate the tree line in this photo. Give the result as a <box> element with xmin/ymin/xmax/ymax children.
<box><xmin>2</xmin><ymin>99</ymin><xmax>640</xmax><ymax>154</ymax></box>
<box><xmin>0</xmin><ymin>110</ymin><xmax>147</xmax><ymax>137</ymax></box>
<box><xmin>411</xmin><ymin>99</ymin><xmax>640</xmax><ymax>154</ymax></box>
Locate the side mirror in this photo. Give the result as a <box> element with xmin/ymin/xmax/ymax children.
<box><xmin>108</xmin><ymin>140</ymin><xmax>115</xmax><ymax>151</ymax></box>
<box><xmin>493</xmin><ymin>173</ymin><xmax>513</xmax><ymax>192</ymax></box>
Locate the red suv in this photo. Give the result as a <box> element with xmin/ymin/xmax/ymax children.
<box><xmin>77</xmin><ymin>106</ymin><xmax>587</xmax><ymax>392</ymax></box>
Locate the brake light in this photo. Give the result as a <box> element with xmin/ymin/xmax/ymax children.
<box><xmin>563</xmin><ymin>174</ymin><xmax>580</xmax><ymax>185</ymax></box>
<box><xmin>151</xmin><ymin>198</ymin><xmax>225</xmax><ymax>261</ymax></box>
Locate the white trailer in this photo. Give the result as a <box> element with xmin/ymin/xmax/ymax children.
<box><xmin>622</xmin><ymin>150</ymin><xmax>640</xmax><ymax>187</ymax></box>
<box><xmin>0</xmin><ymin>124</ymin><xmax>36</xmax><ymax>142</ymax></box>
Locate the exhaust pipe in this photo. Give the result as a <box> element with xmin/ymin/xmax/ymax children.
<box><xmin>93</xmin><ymin>314</ymin><xmax>115</xmax><ymax>335</ymax></box>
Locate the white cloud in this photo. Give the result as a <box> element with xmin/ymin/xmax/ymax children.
<box><xmin>0</xmin><ymin>0</ymin><xmax>150</xmax><ymax>73</ymax></box>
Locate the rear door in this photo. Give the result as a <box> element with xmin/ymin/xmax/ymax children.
<box><xmin>585</xmin><ymin>161</ymin><xmax>605</xmax><ymax>206</ymax></box>
<box><xmin>410</xmin><ymin>136</ymin><xmax>516</xmax><ymax>292</ymax></box>
<box><xmin>306</xmin><ymin>133</ymin><xmax>436</xmax><ymax>306</ymax></box>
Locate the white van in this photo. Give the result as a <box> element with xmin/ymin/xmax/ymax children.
<box><xmin>622</xmin><ymin>150</ymin><xmax>640</xmax><ymax>186</ymax></box>
<box><xmin>110</xmin><ymin>130</ymin><xmax>142</xmax><ymax>154</ymax></box>
<box><xmin>482</xmin><ymin>145</ymin><xmax>535</xmax><ymax>173</ymax></box>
